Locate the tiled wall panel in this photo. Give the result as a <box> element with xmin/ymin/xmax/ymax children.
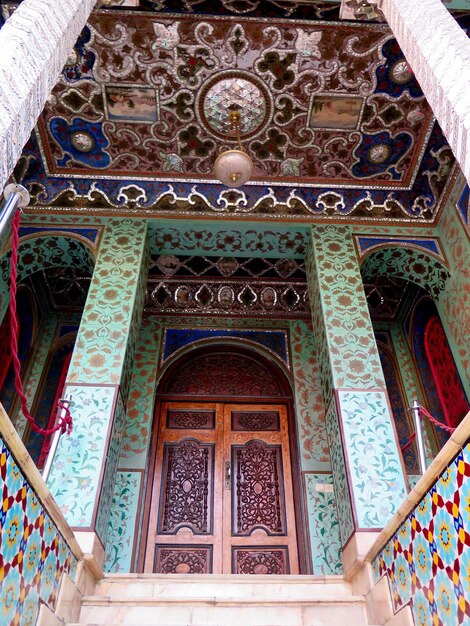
<box><xmin>0</xmin><ymin>436</ymin><xmax>78</xmax><ymax>626</ymax></box>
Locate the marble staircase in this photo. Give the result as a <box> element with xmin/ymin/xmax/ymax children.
<box><xmin>68</xmin><ymin>573</ymin><xmax>380</xmax><ymax>626</ymax></box>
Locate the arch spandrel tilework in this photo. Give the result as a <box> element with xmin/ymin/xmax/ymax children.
<box><xmin>360</xmin><ymin>246</ymin><xmax>451</xmax><ymax>298</ymax></box>
<box><xmin>0</xmin><ymin>235</ymin><xmax>95</xmax><ymax>323</ymax></box>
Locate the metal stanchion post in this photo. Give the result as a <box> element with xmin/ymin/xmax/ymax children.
<box><xmin>411</xmin><ymin>400</ymin><xmax>427</xmax><ymax>475</ymax></box>
<box><xmin>0</xmin><ymin>184</ymin><xmax>30</xmax><ymax>239</ymax></box>
<box><xmin>42</xmin><ymin>395</ymin><xmax>72</xmax><ymax>483</ymax></box>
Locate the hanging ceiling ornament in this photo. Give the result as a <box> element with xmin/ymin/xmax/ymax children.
<box><xmin>213</xmin><ymin>110</ymin><xmax>254</xmax><ymax>188</ymax></box>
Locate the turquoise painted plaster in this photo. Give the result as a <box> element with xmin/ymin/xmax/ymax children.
<box><xmin>104</xmin><ymin>470</ymin><xmax>142</xmax><ymax>573</ymax></box>
<box><xmin>303</xmin><ymin>472</ymin><xmax>342</xmax><ymax>574</ymax></box>
<box><xmin>67</xmin><ymin>219</ymin><xmax>148</xmax><ymax>390</ymax></box>
<box><xmin>47</xmin><ymin>384</ymin><xmax>117</xmax><ymax>527</ymax></box>
<box><xmin>337</xmin><ymin>389</ymin><xmax>407</xmax><ymax>528</ymax></box>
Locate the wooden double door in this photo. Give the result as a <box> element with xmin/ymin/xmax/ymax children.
<box><xmin>145</xmin><ymin>401</ymin><xmax>299</xmax><ymax>574</ymax></box>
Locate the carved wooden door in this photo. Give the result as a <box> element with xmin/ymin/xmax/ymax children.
<box><xmin>145</xmin><ymin>401</ymin><xmax>298</xmax><ymax>574</ymax></box>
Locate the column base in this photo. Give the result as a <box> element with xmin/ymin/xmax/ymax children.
<box><xmin>342</xmin><ymin>530</ymin><xmax>380</xmax><ymax>582</ymax></box>
<box><xmin>74</xmin><ymin>530</ymin><xmax>105</xmax><ymax>582</ymax></box>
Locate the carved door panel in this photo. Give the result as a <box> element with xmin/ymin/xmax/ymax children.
<box><xmin>223</xmin><ymin>404</ymin><xmax>299</xmax><ymax>574</ymax></box>
<box><xmin>145</xmin><ymin>402</ymin><xmax>224</xmax><ymax>574</ymax></box>
<box><xmin>145</xmin><ymin>402</ymin><xmax>298</xmax><ymax>574</ymax></box>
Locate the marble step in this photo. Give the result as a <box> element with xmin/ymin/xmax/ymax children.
<box><xmin>76</xmin><ymin>600</ymin><xmax>369</xmax><ymax>626</ymax></box>
<box><xmin>91</xmin><ymin>573</ymin><xmax>354</xmax><ymax>602</ymax></box>
<box><xmin>73</xmin><ymin>574</ymin><xmax>372</xmax><ymax>626</ymax></box>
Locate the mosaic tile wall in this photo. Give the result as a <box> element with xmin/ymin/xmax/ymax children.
<box><xmin>309</xmin><ymin>225</ymin><xmax>407</xmax><ymax>540</ymax></box>
<box><xmin>372</xmin><ymin>440</ymin><xmax>470</xmax><ymax>625</ymax></box>
<box><xmin>104</xmin><ymin>316</ymin><xmax>342</xmax><ymax>574</ymax></box>
<box><xmin>0</xmin><ymin>435</ymin><xmax>78</xmax><ymax>626</ymax></box>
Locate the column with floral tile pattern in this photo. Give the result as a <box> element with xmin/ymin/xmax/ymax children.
<box><xmin>45</xmin><ymin>218</ymin><xmax>149</xmax><ymax>550</ymax></box>
<box><xmin>307</xmin><ymin>224</ymin><xmax>407</xmax><ymax>557</ymax></box>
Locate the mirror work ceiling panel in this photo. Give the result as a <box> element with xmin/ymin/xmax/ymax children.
<box><xmin>13</xmin><ymin>6</ymin><xmax>468</xmax><ymax>222</ymax></box>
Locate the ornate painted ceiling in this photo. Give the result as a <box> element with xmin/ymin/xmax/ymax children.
<box><xmin>5</xmin><ymin>3</ymin><xmax>470</xmax><ymax>222</ymax></box>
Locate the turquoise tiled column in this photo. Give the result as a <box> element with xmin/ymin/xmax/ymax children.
<box><xmin>307</xmin><ymin>225</ymin><xmax>407</xmax><ymax>549</ymax></box>
<box><xmin>46</xmin><ymin>219</ymin><xmax>149</xmax><ymax>547</ymax></box>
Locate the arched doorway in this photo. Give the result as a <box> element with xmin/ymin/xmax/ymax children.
<box><xmin>143</xmin><ymin>345</ymin><xmax>300</xmax><ymax>575</ymax></box>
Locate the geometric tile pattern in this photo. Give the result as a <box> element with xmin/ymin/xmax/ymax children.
<box><xmin>0</xmin><ymin>437</ymin><xmax>77</xmax><ymax>626</ymax></box>
<box><xmin>372</xmin><ymin>443</ymin><xmax>470</xmax><ymax>625</ymax></box>
<box><xmin>303</xmin><ymin>472</ymin><xmax>342</xmax><ymax>574</ymax></box>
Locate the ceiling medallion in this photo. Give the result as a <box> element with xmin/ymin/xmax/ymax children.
<box><xmin>197</xmin><ymin>70</ymin><xmax>272</xmax><ymax>141</ymax></box>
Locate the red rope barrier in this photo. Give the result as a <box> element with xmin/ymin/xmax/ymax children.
<box><xmin>401</xmin><ymin>404</ymin><xmax>456</xmax><ymax>455</ymax></box>
<box><xmin>9</xmin><ymin>210</ymin><xmax>73</xmax><ymax>436</ymax></box>
<box><xmin>401</xmin><ymin>432</ymin><xmax>416</xmax><ymax>454</ymax></box>
<box><xmin>418</xmin><ymin>405</ymin><xmax>456</xmax><ymax>434</ymax></box>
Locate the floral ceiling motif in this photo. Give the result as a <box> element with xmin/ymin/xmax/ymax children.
<box><xmin>38</xmin><ymin>13</ymin><xmax>433</xmax><ymax>188</ymax></box>
<box><xmin>11</xmin><ymin>7</ymin><xmax>459</xmax><ymax>221</ymax></box>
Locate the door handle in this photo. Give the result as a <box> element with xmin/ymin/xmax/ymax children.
<box><xmin>225</xmin><ymin>459</ymin><xmax>231</xmax><ymax>490</ymax></box>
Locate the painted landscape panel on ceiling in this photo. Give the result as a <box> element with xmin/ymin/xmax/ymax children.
<box><xmin>39</xmin><ymin>13</ymin><xmax>432</xmax><ymax>188</ymax></box>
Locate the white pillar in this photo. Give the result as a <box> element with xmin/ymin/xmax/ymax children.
<box><xmin>0</xmin><ymin>0</ymin><xmax>97</xmax><ymax>192</ymax></box>
<box><xmin>381</xmin><ymin>0</ymin><xmax>470</xmax><ymax>184</ymax></box>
